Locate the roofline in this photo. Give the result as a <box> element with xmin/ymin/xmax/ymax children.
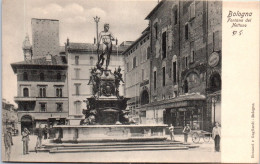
<box><xmin>145</xmin><ymin>0</ymin><xmax>165</xmax><ymax>20</ymax></box>
<box><xmin>11</xmin><ymin>63</ymin><xmax>67</xmax><ymax>73</ymax></box>
<box><xmin>31</xmin><ymin>18</ymin><xmax>59</xmax><ymax>22</ymax></box>
<box><xmin>122</xmin><ymin>31</ymin><xmax>150</xmax><ymax>55</ymax></box>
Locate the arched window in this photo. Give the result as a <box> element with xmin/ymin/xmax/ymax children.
<box><xmin>210</xmin><ymin>73</ymin><xmax>221</xmax><ymax>92</ymax></box>
<box><xmin>40</xmin><ymin>73</ymin><xmax>44</xmax><ymax>81</ymax></box>
<box><xmin>23</xmin><ymin>88</ymin><xmax>29</xmax><ymax>97</ymax></box>
<box><xmin>184</xmin><ymin>80</ymin><xmax>188</xmax><ymax>93</ymax></box>
<box><xmin>23</xmin><ymin>72</ymin><xmax>28</xmax><ymax>81</ymax></box>
<box><xmin>57</xmin><ymin>73</ymin><xmax>61</xmax><ymax>81</ymax></box>
<box><xmin>141</xmin><ymin>90</ymin><xmax>149</xmax><ymax>105</ymax></box>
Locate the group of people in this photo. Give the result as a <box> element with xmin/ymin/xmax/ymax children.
<box><xmin>22</xmin><ymin>124</ymin><xmax>49</xmax><ymax>155</ymax></box>
<box><xmin>168</xmin><ymin>122</ymin><xmax>221</xmax><ymax>152</ymax></box>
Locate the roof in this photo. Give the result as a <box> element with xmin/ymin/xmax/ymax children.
<box><xmin>11</xmin><ymin>55</ymin><xmax>67</xmax><ymax>73</ymax></box>
<box><xmin>122</xmin><ymin>28</ymin><xmax>150</xmax><ymax>55</ymax></box>
<box><xmin>145</xmin><ymin>0</ymin><xmax>165</xmax><ymax>19</ymax></box>
<box><xmin>31</xmin><ymin>18</ymin><xmax>59</xmax><ymax>22</ymax></box>
<box><xmin>67</xmin><ymin>42</ymin><xmax>129</xmax><ymax>52</ymax></box>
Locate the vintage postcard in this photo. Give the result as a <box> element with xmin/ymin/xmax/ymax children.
<box><xmin>1</xmin><ymin>0</ymin><xmax>259</xmax><ymax>163</ymax></box>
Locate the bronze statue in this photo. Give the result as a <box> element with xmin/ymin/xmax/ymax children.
<box><xmin>96</xmin><ymin>23</ymin><xmax>115</xmax><ymax>70</ymax></box>
<box><xmin>114</xmin><ymin>66</ymin><xmax>124</xmax><ymax>97</ymax></box>
<box><xmin>88</xmin><ymin>67</ymin><xmax>100</xmax><ymax>97</ymax></box>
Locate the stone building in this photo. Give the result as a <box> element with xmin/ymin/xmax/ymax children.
<box><xmin>65</xmin><ymin>40</ymin><xmax>129</xmax><ymax>125</ymax></box>
<box><xmin>11</xmin><ymin>19</ymin><xmax>68</xmax><ymax>133</ymax></box>
<box><xmin>129</xmin><ymin>0</ymin><xmax>222</xmax><ymax>131</ymax></box>
<box><xmin>123</xmin><ymin>27</ymin><xmax>151</xmax><ymax>124</ymax></box>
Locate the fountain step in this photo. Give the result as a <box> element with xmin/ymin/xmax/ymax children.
<box><xmin>54</xmin><ymin>136</ymin><xmax>168</xmax><ymax>143</ymax></box>
<box><xmin>49</xmin><ymin>146</ymin><xmax>190</xmax><ymax>153</ymax></box>
<box><xmin>45</xmin><ymin>140</ymin><xmax>183</xmax><ymax>148</ymax></box>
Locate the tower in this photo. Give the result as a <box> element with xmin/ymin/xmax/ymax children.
<box><xmin>22</xmin><ymin>33</ymin><xmax>32</xmax><ymax>61</ymax></box>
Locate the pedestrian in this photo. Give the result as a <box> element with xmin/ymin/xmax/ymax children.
<box><xmin>4</xmin><ymin>126</ymin><xmax>13</xmax><ymax>161</ymax></box>
<box><xmin>212</xmin><ymin>122</ymin><xmax>221</xmax><ymax>152</ymax></box>
<box><xmin>22</xmin><ymin>128</ymin><xmax>30</xmax><ymax>155</ymax></box>
<box><xmin>182</xmin><ymin>123</ymin><xmax>191</xmax><ymax>143</ymax></box>
<box><xmin>43</xmin><ymin>125</ymin><xmax>48</xmax><ymax>140</ymax></box>
<box><xmin>168</xmin><ymin>124</ymin><xmax>175</xmax><ymax>141</ymax></box>
<box><xmin>35</xmin><ymin>123</ymin><xmax>43</xmax><ymax>151</ymax></box>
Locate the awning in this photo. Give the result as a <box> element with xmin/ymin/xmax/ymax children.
<box><xmin>144</xmin><ymin>93</ymin><xmax>206</xmax><ymax>110</ymax></box>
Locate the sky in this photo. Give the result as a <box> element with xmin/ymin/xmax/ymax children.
<box><xmin>2</xmin><ymin>0</ymin><xmax>158</xmax><ymax>106</ymax></box>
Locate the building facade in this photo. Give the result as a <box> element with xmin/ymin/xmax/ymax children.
<box><xmin>124</xmin><ymin>0</ymin><xmax>222</xmax><ymax>131</ymax></box>
<box><xmin>123</xmin><ymin>27</ymin><xmax>151</xmax><ymax>124</ymax></box>
<box><xmin>65</xmin><ymin>40</ymin><xmax>129</xmax><ymax>125</ymax></box>
<box><xmin>11</xmin><ymin>19</ymin><xmax>69</xmax><ymax>133</ymax></box>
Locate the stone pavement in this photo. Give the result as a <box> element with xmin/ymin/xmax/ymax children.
<box><xmin>1</xmin><ymin>134</ymin><xmax>220</xmax><ymax>163</ymax></box>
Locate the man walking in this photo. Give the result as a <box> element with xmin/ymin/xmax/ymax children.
<box><xmin>35</xmin><ymin>124</ymin><xmax>43</xmax><ymax>151</ymax></box>
<box><xmin>182</xmin><ymin>124</ymin><xmax>191</xmax><ymax>143</ymax></box>
<box><xmin>22</xmin><ymin>128</ymin><xmax>30</xmax><ymax>155</ymax></box>
<box><xmin>169</xmin><ymin>124</ymin><xmax>175</xmax><ymax>141</ymax></box>
<box><xmin>212</xmin><ymin>122</ymin><xmax>221</xmax><ymax>152</ymax></box>
<box><xmin>4</xmin><ymin>126</ymin><xmax>13</xmax><ymax>161</ymax></box>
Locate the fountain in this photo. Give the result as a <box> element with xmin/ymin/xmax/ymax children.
<box><xmin>53</xmin><ymin>23</ymin><xmax>167</xmax><ymax>143</ymax></box>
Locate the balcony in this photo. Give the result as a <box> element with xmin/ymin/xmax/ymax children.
<box><xmin>14</xmin><ymin>97</ymin><xmax>37</xmax><ymax>102</ymax></box>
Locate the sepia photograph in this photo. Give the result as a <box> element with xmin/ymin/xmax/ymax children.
<box><xmin>1</xmin><ymin>0</ymin><xmax>258</xmax><ymax>163</ymax></box>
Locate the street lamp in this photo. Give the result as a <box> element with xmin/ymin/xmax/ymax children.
<box><xmin>212</xmin><ymin>96</ymin><xmax>218</xmax><ymax>124</ymax></box>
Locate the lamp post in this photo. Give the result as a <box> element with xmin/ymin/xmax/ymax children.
<box><xmin>212</xmin><ymin>96</ymin><xmax>217</xmax><ymax>124</ymax></box>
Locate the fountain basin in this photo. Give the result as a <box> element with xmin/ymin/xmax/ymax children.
<box><xmin>53</xmin><ymin>124</ymin><xmax>168</xmax><ymax>143</ymax></box>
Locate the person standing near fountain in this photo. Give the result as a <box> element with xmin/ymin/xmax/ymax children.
<box><xmin>96</xmin><ymin>23</ymin><xmax>115</xmax><ymax>70</ymax></box>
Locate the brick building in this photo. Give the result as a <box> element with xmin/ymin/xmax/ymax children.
<box><xmin>126</xmin><ymin>0</ymin><xmax>222</xmax><ymax>131</ymax></box>
<box><xmin>11</xmin><ymin>19</ymin><xmax>68</xmax><ymax>133</ymax></box>
<box><xmin>31</xmin><ymin>18</ymin><xmax>60</xmax><ymax>59</ymax></box>
<box><xmin>123</xmin><ymin>27</ymin><xmax>151</xmax><ymax>123</ymax></box>
<box><xmin>65</xmin><ymin>40</ymin><xmax>129</xmax><ymax>125</ymax></box>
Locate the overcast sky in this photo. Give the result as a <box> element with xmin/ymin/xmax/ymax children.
<box><xmin>2</xmin><ymin>0</ymin><xmax>158</xmax><ymax>106</ymax></box>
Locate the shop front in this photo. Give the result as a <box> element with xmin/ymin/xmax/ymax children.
<box><xmin>146</xmin><ymin>94</ymin><xmax>207</xmax><ymax>133</ymax></box>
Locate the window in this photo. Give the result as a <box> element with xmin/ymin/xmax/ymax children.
<box><xmin>23</xmin><ymin>88</ymin><xmax>29</xmax><ymax>97</ymax></box>
<box><xmin>213</xmin><ymin>31</ymin><xmax>220</xmax><ymax>51</ymax></box>
<box><xmin>90</xmin><ymin>56</ymin><xmax>94</xmax><ymax>65</ymax></box>
<box><xmin>56</xmin><ymin>103</ymin><xmax>63</xmax><ymax>112</ymax></box>
<box><xmin>154</xmin><ymin>71</ymin><xmax>157</xmax><ymax>90</ymax></box>
<box><xmin>162</xmin><ymin>67</ymin><xmax>166</xmax><ymax>86</ymax></box>
<box><xmin>185</xmin><ymin>57</ymin><xmax>188</xmax><ymax>68</ymax></box>
<box><xmin>75</xmin><ymin>84</ymin><xmax>81</xmax><ymax>95</ymax></box>
<box><xmin>189</xmin><ymin>1</ymin><xmax>195</xmax><ymax>20</ymax></box>
<box><xmin>191</xmin><ymin>51</ymin><xmax>195</xmax><ymax>63</ymax></box>
<box><xmin>126</xmin><ymin>63</ymin><xmax>129</xmax><ymax>72</ymax></box>
<box><xmin>190</xmin><ymin>42</ymin><xmax>195</xmax><ymax>63</ymax></box>
<box><xmin>75</xmin><ymin>56</ymin><xmax>79</xmax><ymax>65</ymax></box>
<box><xmin>173</xmin><ymin>62</ymin><xmax>177</xmax><ymax>83</ymax></box>
<box><xmin>57</xmin><ymin>73</ymin><xmax>61</xmax><ymax>81</ymax></box>
<box><xmin>154</xmin><ymin>22</ymin><xmax>158</xmax><ymax>39</ymax></box>
<box><xmin>75</xmin><ymin>101</ymin><xmax>81</xmax><ymax>114</ymax></box>
<box><xmin>75</xmin><ymin>69</ymin><xmax>80</xmax><ymax>79</ymax></box>
<box><xmin>23</xmin><ymin>72</ymin><xmax>28</xmax><ymax>81</ymax></box>
<box><xmin>162</xmin><ymin>31</ymin><xmax>167</xmax><ymax>59</ymax></box>
<box><xmin>40</xmin><ymin>73</ymin><xmax>44</xmax><ymax>81</ymax></box>
<box><xmin>185</xmin><ymin>24</ymin><xmax>189</xmax><ymax>40</ymax></box>
<box><xmin>56</xmin><ymin>88</ymin><xmax>62</xmax><ymax>97</ymax></box>
<box><xmin>133</xmin><ymin>56</ymin><xmax>137</xmax><ymax>68</ymax></box>
<box><xmin>174</xmin><ymin>8</ymin><xmax>178</xmax><ymax>25</ymax></box>
<box><xmin>184</xmin><ymin>80</ymin><xmax>188</xmax><ymax>93</ymax></box>
<box><xmin>40</xmin><ymin>103</ymin><xmax>47</xmax><ymax>112</ymax></box>
<box><xmin>39</xmin><ymin>86</ymin><xmax>46</xmax><ymax>97</ymax></box>
<box><xmin>142</xmin><ymin>69</ymin><xmax>144</xmax><ymax>81</ymax></box>
<box><xmin>147</xmin><ymin>46</ymin><xmax>151</xmax><ymax>59</ymax></box>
